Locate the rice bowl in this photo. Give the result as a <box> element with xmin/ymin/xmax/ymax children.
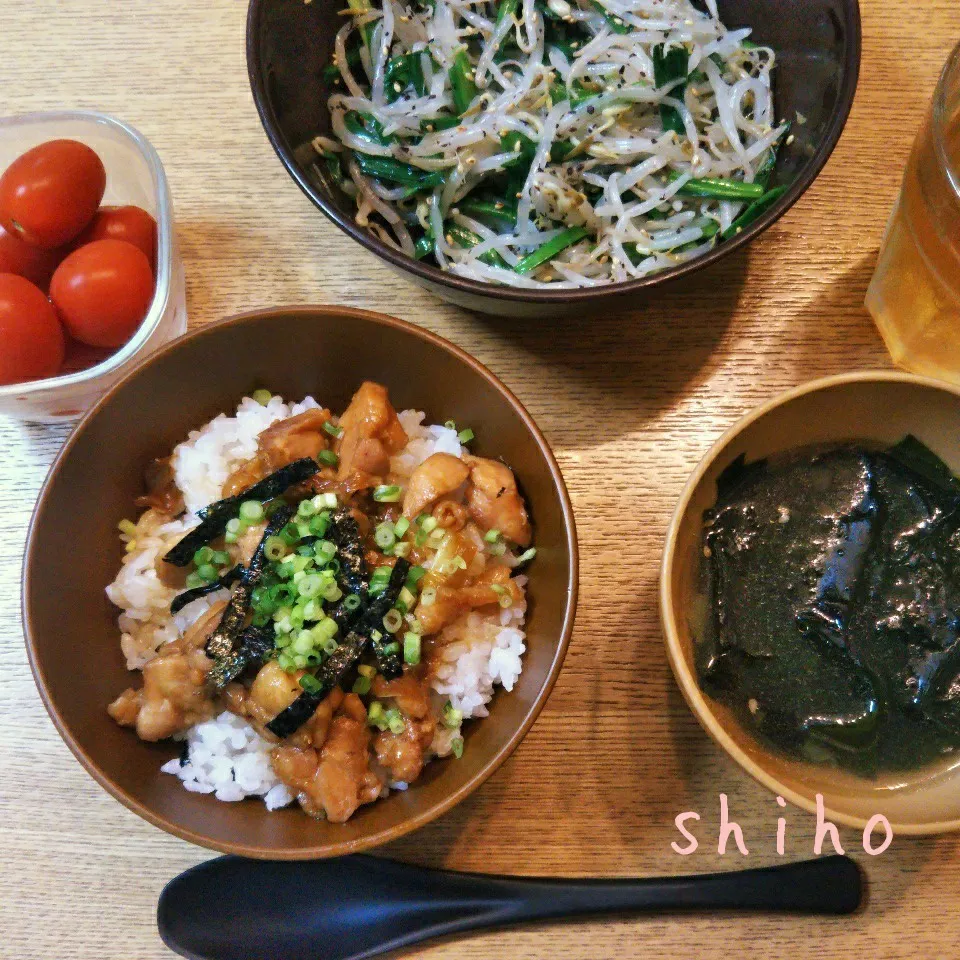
<box><xmin>106</xmin><ymin>385</ymin><xmax>536</xmax><ymax>823</ymax></box>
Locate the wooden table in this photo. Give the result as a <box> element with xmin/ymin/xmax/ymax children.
<box><xmin>2</xmin><ymin>2</ymin><xmax>959</xmax><ymax>957</ymax></box>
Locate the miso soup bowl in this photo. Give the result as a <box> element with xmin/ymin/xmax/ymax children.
<box><xmin>23</xmin><ymin>306</ymin><xmax>578</xmax><ymax>858</ymax></box>
<box><xmin>661</xmin><ymin>371</ymin><xmax>960</xmax><ymax>835</ymax></box>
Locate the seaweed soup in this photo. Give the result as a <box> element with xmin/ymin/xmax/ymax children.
<box><xmin>696</xmin><ymin>435</ymin><xmax>960</xmax><ymax>777</ymax></box>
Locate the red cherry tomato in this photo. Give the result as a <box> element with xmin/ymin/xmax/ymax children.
<box><xmin>60</xmin><ymin>337</ymin><xmax>115</xmax><ymax>375</ymax></box>
<box><xmin>50</xmin><ymin>239</ymin><xmax>154</xmax><ymax>348</ymax></box>
<box><xmin>0</xmin><ymin>273</ymin><xmax>66</xmax><ymax>385</ymax></box>
<box><xmin>0</xmin><ymin>223</ymin><xmax>63</xmax><ymax>289</ymax></box>
<box><xmin>73</xmin><ymin>205</ymin><xmax>157</xmax><ymax>270</ymax></box>
<box><xmin>0</xmin><ymin>139</ymin><xmax>106</xmax><ymax>248</ymax></box>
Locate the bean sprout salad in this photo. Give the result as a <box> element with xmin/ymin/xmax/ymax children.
<box><xmin>316</xmin><ymin>0</ymin><xmax>790</xmax><ymax>288</ymax></box>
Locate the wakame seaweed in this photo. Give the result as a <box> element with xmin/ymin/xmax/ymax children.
<box><xmin>170</xmin><ymin>564</ymin><xmax>243</xmax><ymax>615</ymax></box>
<box><xmin>205</xmin><ymin>505</ymin><xmax>295</xmax><ymax>661</ymax></box>
<box><xmin>163</xmin><ymin>457</ymin><xmax>319</xmax><ymax>566</ymax></box>
<box><xmin>266</xmin><ymin>559</ymin><xmax>411</xmax><ymax>738</ymax></box>
<box><xmin>698</xmin><ymin>440</ymin><xmax>960</xmax><ymax>776</ymax></box>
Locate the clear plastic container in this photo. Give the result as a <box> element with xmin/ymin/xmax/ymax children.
<box><xmin>0</xmin><ymin>111</ymin><xmax>186</xmax><ymax>421</ymax></box>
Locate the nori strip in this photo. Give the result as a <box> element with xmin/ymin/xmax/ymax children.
<box><xmin>266</xmin><ymin>559</ymin><xmax>410</xmax><ymax>738</ymax></box>
<box><xmin>206</xmin><ymin>624</ymin><xmax>276</xmax><ymax>692</ymax></box>
<box><xmin>328</xmin><ymin>508</ymin><xmax>369</xmax><ymax>595</ymax></box>
<box><xmin>170</xmin><ymin>564</ymin><xmax>243</xmax><ymax>615</ymax></box>
<box><xmin>205</xmin><ymin>505</ymin><xmax>294</xmax><ymax>660</ymax></box>
<box><xmin>162</xmin><ymin>457</ymin><xmax>318</xmax><ymax>566</ymax></box>
<box><xmin>369</xmin><ymin>558</ymin><xmax>409</xmax><ymax>680</ymax></box>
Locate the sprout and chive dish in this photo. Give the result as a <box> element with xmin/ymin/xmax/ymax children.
<box><xmin>107</xmin><ymin>383</ymin><xmax>534</xmax><ymax>823</ymax></box>
<box><xmin>316</xmin><ymin>0</ymin><xmax>790</xmax><ymax>287</ymax></box>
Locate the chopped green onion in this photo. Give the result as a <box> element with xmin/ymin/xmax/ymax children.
<box><xmin>279</xmin><ymin>522</ymin><xmax>300</xmax><ymax>546</ymax></box>
<box><xmin>393</xmin><ymin>516</ymin><xmax>411</xmax><ymax>540</ymax></box>
<box><xmin>442</xmin><ymin>702</ymin><xmax>463</xmax><ymax>728</ymax></box>
<box><xmin>373</xmin><ymin>485</ymin><xmax>403</xmax><ymax>503</ymax></box>
<box><xmin>320</xmin><ymin>636</ymin><xmax>339</xmax><ymax>655</ymax></box>
<box><xmin>516</xmin><ymin>547</ymin><xmax>537</xmax><ymax>565</ymax></box>
<box><xmin>297</xmin><ymin>498</ymin><xmax>318</xmax><ymax>519</ymax></box>
<box><xmin>384</xmin><ymin>707</ymin><xmax>405</xmax><ymax>735</ymax></box>
<box><xmin>344</xmin><ymin>594</ymin><xmax>362</xmax><ymax>611</ymax></box>
<box><xmin>406</xmin><ymin>565</ymin><xmax>426</xmax><ymax>587</ymax></box>
<box><xmin>317</xmin><ymin>492</ymin><xmax>338</xmax><ymax>509</ymax></box>
<box><xmin>514</xmin><ymin>226</ymin><xmax>589</xmax><ymax>274</ymax></box>
<box><xmin>196</xmin><ymin>563</ymin><xmax>218</xmax><ymax>582</ymax></box>
<box><xmin>427</xmin><ymin>528</ymin><xmax>446</xmax><ymax>549</ymax></box>
<box><xmin>118</xmin><ymin>518</ymin><xmax>138</xmax><ymax>537</ymax></box>
<box><xmin>323</xmin><ymin>421</ymin><xmax>344</xmax><ymax>438</ymax></box>
<box><xmin>264</xmin><ymin>536</ymin><xmax>288</xmax><ymax>561</ymax></box>
<box><xmin>383</xmin><ymin>609</ymin><xmax>404</xmax><ymax>633</ymax></box>
<box><xmin>451</xmin><ymin>736</ymin><xmax>464</xmax><ymax>759</ymax></box>
<box><xmin>358</xmin><ymin>664</ymin><xmax>376</xmax><ymax>679</ymax></box>
<box><xmin>239</xmin><ymin>500</ymin><xmax>265</xmax><ymax>524</ymax></box>
<box><xmin>352</xmin><ymin>675</ymin><xmax>372</xmax><ymax>695</ymax></box>
<box><xmin>396</xmin><ymin>586</ymin><xmax>416</xmax><ymax>613</ymax></box>
<box><xmin>419</xmin><ymin>515</ymin><xmax>438</xmax><ymax>534</ymax></box>
<box><xmin>403</xmin><ymin>632</ymin><xmax>422</xmax><ymax>665</ymax></box>
<box><xmin>457</xmin><ymin>428</ymin><xmax>475</xmax><ymax>444</ymax></box>
<box><xmin>484</xmin><ymin>529</ymin><xmax>502</xmax><ymax>544</ymax></box>
<box><xmin>226</xmin><ymin>517</ymin><xmax>243</xmax><ymax>536</ymax></box>
<box><xmin>308</xmin><ymin>512</ymin><xmax>331</xmax><ymax>537</ymax></box>
<box><xmin>185</xmin><ymin>571</ymin><xmax>205</xmax><ymax>590</ymax></box>
<box><xmin>298</xmin><ymin>673</ymin><xmax>322</xmax><ymax>694</ymax></box>
<box><xmin>392</xmin><ymin>541</ymin><xmax>412</xmax><ymax>559</ymax></box>
<box><xmin>251</xmin><ymin>389</ymin><xmax>273</xmax><ymax>406</ymax></box>
<box><xmin>420</xmin><ymin>586</ymin><xmax>437</xmax><ymax>606</ymax></box>
<box><xmin>317</xmin><ymin>449</ymin><xmax>339</xmax><ymax>467</ymax></box>
<box><xmin>298</xmin><ymin>573</ymin><xmax>324</xmax><ymax>599</ymax></box>
<box><xmin>375</xmin><ymin>522</ymin><xmax>398</xmax><ymax>550</ymax></box>
<box><xmin>491</xmin><ymin>583</ymin><xmax>513</xmax><ymax>608</ymax></box>
<box><xmin>367</xmin><ymin>700</ymin><xmax>387</xmax><ymax>729</ymax></box>
<box><xmin>193</xmin><ymin>546</ymin><xmax>214</xmax><ymax>566</ymax></box>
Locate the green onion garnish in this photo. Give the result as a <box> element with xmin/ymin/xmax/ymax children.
<box><xmin>299</xmin><ymin>674</ymin><xmax>322</xmax><ymax>694</ymax></box>
<box><xmin>317</xmin><ymin>449</ymin><xmax>339</xmax><ymax>467</ymax></box>
<box><xmin>344</xmin><ymin>594</ymin><xmax>362</xmax><ymax>611</ymax></box>
<box><xmin>383</xmin><ymin>608</ymin><xmax>404</xmax><ymax>633</ymax></box>
<box><xmin>484</xmin><ymin>529</ymin><xmax>501</xmax><ymax>544</ymax></box>
<box><xmin>403</xmin><ymin>632</ymin><xmax>422</xmax><ymax>665</ymax></box>
<box><xmin>516</xmin><ymin>547</ymin><xmax>537</xmax><ymax>565</ymax></box>
<box><xmin>375</xmin><ymin>521</ymin><xmax>397</xmax><ymax>550</ymax></box>
<box><xmin>352</xmin><ymin>675</ymin><xmax>372</xmax><ymax>695</ymax></box>
<box><xmin>373</xmin><ymin>484</ymin><xmax>403</xmax><ymax>502</ymax></box>
<box><xmin>264</xmin><ymin>535</ymin><xmax>287</xmax><ymax>561</ymax></box>
<box><xmin>451</xmin><ymin>736</ymin><xmax>464</xmax><ymax>759</ymax></box>
<box><xmin>323</xmin><ymin>421</ymin><xmax>343</xmax><ymax>438</ymax></box>
<box><xmin>384</xmin><ymin>707</ymin><xmax>405</xmax><ymax>735</ymax></box>
<box><xmin>239</xmin><ymin>500</ymin><xmax>264</xmax><ymax>524</ymax></box>
<box><xmin>251</xmin><ymin>389</ymin><xmax>273</xmax><ymax>406</ymax></box>
<box><xmin>442</xmin><ymin>702</ymin><xmax>463</xmax><ymax>728</ymax></box>
<box><xmin>393</xmin><ymin>516</ymin><xmax>411</xmax><ymax>540</ymax></box>
<box><xmin>457</xmin><ymin>428</ymin><xmax>475</xmax><ymax>444</ymax></box>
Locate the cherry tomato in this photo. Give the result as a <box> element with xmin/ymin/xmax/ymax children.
<box><xmin>60</xmin><ymin>337</ymin><xmax>114</xmax><ymax>375</ymax></box>
<box><xmin>50</xmin><ymin>239</ymin><xmax>154</xmax><ymax>348</ymax></box>
<box><xmin>73</xmin><ymin>205</ymin><xmax>157</xmax><ymax>270</ymax></box>
<box><xmin>0</xmin><ymin>139</ymin><xmax>106</xmax><ymax>248</ymax></box>
<box><xmin>0</xmin><ymin>223</ymin><xmax>63</xmax><ymax>289</ymax></box>
<box><xmin>0</xmin><ymin>273</ymin><xmax>66</xmax><ymax>385</ymax></box>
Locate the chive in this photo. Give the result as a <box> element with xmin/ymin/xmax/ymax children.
<box><xmin>413</xmin><ymin>232</ymin><xmax>434</xmax><ymax>259</ymax></box>
<box><xmin>514</xmin><ymin>225</ymin><xmax>589</xmax><ymax>275</ymax></box>
<box><xmin>446</xmin><ymin>223</ymin><xmax>508</xmax><ymax>268</ymax></box>
<box><xmin>457</xmin><ymin>428</ymin><xmax>475</xmax><ymax>444</ymax></box>
<box><xmin>755</xmin><ymin>122</ymin><xmax>791</xmax><ymax>190</ymax></box>
<box><xmin>450</xmin><ymin>50</ymin><xmax>478</xmax><ymax>115</ymax></box>
<box><xmin>347</xmin><ymin>0</ymin><xmax>375</xmax><ymax>51</ymax></box>
<box><xmin>500</xmin><ymin>130</ymin><xmax>536</xmax><ymax>169</ymax></box>
<box><xmin>496</xmin><ymin>0</ymin><xmax>519</xmax><ymax>26</ymax></box>
<box><xmin>457</xmin><ymin>196</ymin><xmax>518</xmax><ymax>228</ymax></box>
<box><xmin>421</xmin><ymin>114</ymin><xmax>461</xmax><ymax>133</ymax></box>
<box><xmin>653</xmin><ymin>43</ymin><xmax>689</xmax><ymax>136</ymax></box>
<box><xmin>403</xmin><ymin>631</ymin><xmax>422</xmax><ymax>665</ymax></box>
<box><xmin>667</xmin><ymin>171</ymin><xmax>766</xmax><ymax>201</ymax></box>
<box><xmin>343</xmin><ymin>111</ymin><xmax>394</xmax><ymax>148</ymax></box>
<box><xmin>373</xmin><ymin>484</ymin><xmax>403</xmax><ymax>502</ymax></box>
<box><xmin>590</xmin><ymin>0</ymin><xmax>631</xmax><ymax>34</ymax></box>
<box><xmin>251</xmin><ymin>388</ymin><xmax>273</xmax><ymax>406</ymax></box>
<box><xmin>317</xmin><ymin>449</ymin><xmax>339</xmax><ymax>467</ymax></box>
<box><xmin>324</xmin><ymin>47</ymin><xmax>362</xmax><ymax>80</ymax></box>
<box><xmin>352</xmin><ymin>151</ymin><xmax>445</xmax><ymax>188</ymax></box>
<box><xmin>549</xmin><ymin>79</ymin><xmax>597</xmax><ymax>109</ymax></box>
<box><xmin>719</xmin><ymin>185</ymin><xmax>790</xmax><ymax>241</ymax></box>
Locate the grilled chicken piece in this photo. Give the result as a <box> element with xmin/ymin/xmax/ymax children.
<box><xmin>415</xmin><ymin>563</ymin><xmax>522</xmax><ymax>635</ymax></box>
<box><xmin>372</xmin><ymin>670</ymin><xmax>432</xmax><ymax>719</ymax></box>
<box><xmin>336</xmin><ymin>382</ymin><xmax>407</xmax><ymax>489</ymax></box>
<box><xmin>222</xmin><ymin>408</ymin><xmax>332</xmax><ymax>496</ymax></box>
<box><xmin>136</xmin><ymin>457</ymin><xmax>184</xmax><ymax>516</ymax></box>
<box><xmin>402</xmin><ymin>453</ymin><xmax>469</xmax><ymax>519</ymax></box>
<box><xmin>464</xmin><ymin>456</ymin><xmax>532</xmax><ymax>546</ymax></box>
<box><xmin>272</xmin><ymin>694</ymin><xmax>383</xmax><ymax>822</ymax></box>
<box><xmin>107</xmin><ymin>600</ymin><xmax>226</xmax><ymax>741</ymax></box>
<box><xmin>374</xmin><ymin>715</ymin><xmax>436</xmax><ymax>784</ymax></box>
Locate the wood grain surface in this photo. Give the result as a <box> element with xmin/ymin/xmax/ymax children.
<box><xmin>2</xmin><ymin>2</ymin><xmax>959</xmax><ymax>958</ymax></box>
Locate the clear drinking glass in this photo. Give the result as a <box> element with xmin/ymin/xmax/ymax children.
<box><xmin>866</xmin><ymin>42</ymin><xmax>960</xmax><ymax>383</ymax></box>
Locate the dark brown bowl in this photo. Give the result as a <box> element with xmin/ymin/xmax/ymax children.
<box><xmin>247</xmin><ymin>0</ymin><xmax>861</xmax><ymax>317</ymax></box>
<box><xmin>23</xmin><ymin>306</ymin><xmax>578</xmax><ymax>858</ymax></box>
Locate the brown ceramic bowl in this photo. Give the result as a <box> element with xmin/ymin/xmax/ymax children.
<box><xmin>23</xmin><ymin>306</ymin><xmax>578</xmax><ymax>858</ymax></box>
<box><xmin>661</xmin><ymin>372</ymin><xmax>960</xmax><ymax>835</ymax></box>
<box><xmin>246</xmin><ymin>0</ymin><xmax>861</xmax><ymax>318</ymax></box>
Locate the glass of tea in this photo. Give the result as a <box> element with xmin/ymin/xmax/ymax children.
<box><xmin>866</xmin><ymin>41</ymin><xmax>960</xmax><ymax>382</ymax></box>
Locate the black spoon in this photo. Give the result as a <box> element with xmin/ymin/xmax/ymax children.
<box><xmin>158</xmin><ymin>853</ymin><xmax>863</xmax><ymax>960</ymax></box>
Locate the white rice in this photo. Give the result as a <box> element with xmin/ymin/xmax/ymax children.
<box><xmin>107</xmin><ymin>394</ymin><xmax>528</xmax><ymax>811</ymax></box>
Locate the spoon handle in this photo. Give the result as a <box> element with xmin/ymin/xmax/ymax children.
<box><xmin>159</xmin><ymin>854</ymin><xmax>862</xmax><ymax>960</ymax></box>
